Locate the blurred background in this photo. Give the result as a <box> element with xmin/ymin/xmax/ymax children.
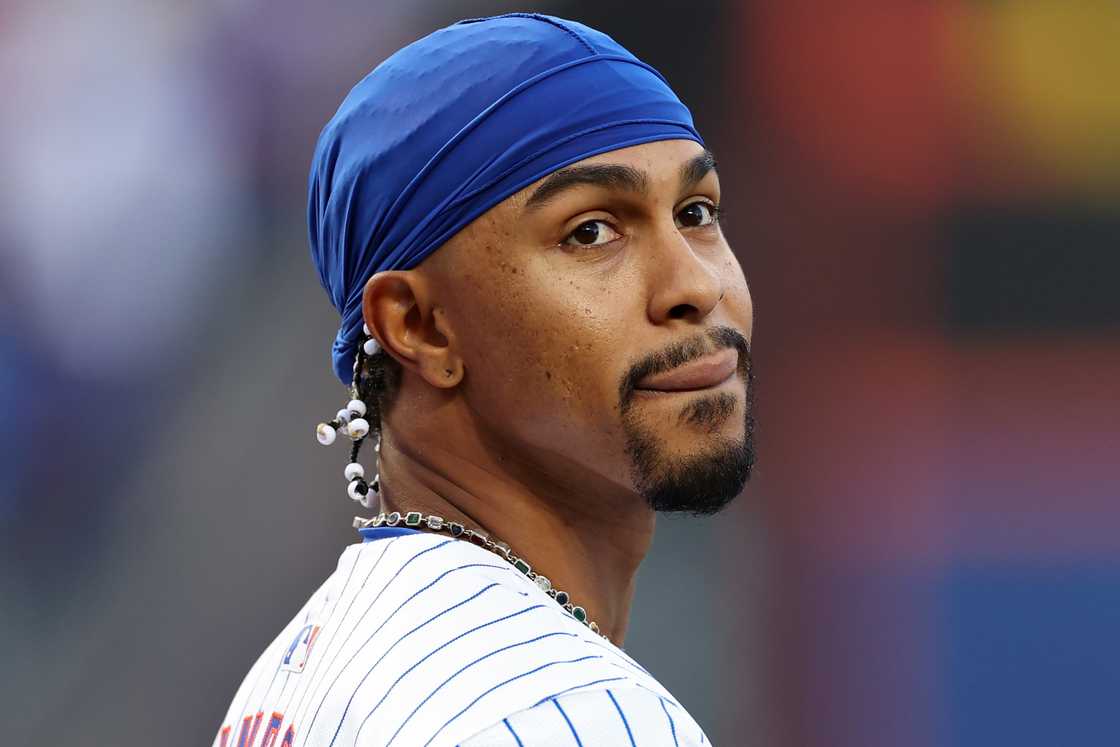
<box><xmin>2</xmin><ymin>1</ymin><xmax>1117</xmax><ymax>745</ymax></box>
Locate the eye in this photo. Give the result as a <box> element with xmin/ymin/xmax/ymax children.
<box><xmin>563</xmin><ymin>219</ymin><xmax>621</xmax><ymax>247</ymax></box>
<box><xmin>675</xmin><ymin>201</ymin><xmax>719</xmax><ymax>229</ymax></box>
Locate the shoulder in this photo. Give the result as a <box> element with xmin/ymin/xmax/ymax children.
<box><xmin>215</xmin><ymin>532</ymin><xmax>703</xmax><ymax>747</ymax></box>
<box><xmin>461</xmin><ymin>684</ymin><xmax>711</xmax><ymax>746</ymax></box>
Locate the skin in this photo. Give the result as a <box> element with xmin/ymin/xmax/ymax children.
<box><xmin>360</xmin><ymin>138</ymin><xmax>754</xmax><ymax>643</ymax></box>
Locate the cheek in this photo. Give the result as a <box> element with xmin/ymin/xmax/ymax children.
<box><xmin>456</xmin><ymin>263</ymin><xmax>630</xmax><ymax>433</ymax></box>
<box><xmin>721</xmin><ymin>256</ymin><xmax>754</xmax><ymax>338</ymax></box>
<box><xmin>536</xmin><ymin>284</ymin><xmax>625</xmax><ymax>407</ymax></box>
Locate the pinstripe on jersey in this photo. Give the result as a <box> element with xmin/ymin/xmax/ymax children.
<box><xmin>213</xmin><ymin>531</ymin><xmax>710</xmax><ymax>746</ymax></box>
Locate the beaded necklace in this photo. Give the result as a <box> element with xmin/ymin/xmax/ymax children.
<box><xmin>353</xmin><ymin>510</ymin><xmax>606</xmax><ymax>639</ymax></box>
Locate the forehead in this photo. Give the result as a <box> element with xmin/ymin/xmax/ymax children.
<box><xmin>567</xmin><ymin>138</ymin><xmax>707</xmax><ymax>170</ymax></box>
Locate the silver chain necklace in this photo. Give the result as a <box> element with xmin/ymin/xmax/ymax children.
<box><xmin>353</xmin><ymin>510</ymin><xmax>607</xmax><ymax>639</ymax></box>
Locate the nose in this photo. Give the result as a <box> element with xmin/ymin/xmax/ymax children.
<box><xmin>646</xmin><ymin>224</ymin><xmax>724</xmax><ymax>325</ymax></box>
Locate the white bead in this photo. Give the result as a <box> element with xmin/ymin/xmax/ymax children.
<box><xmin>336</xmin><ymin>422</ymin><xmax>350</xmax><ymax>437</ymax></box>
<box><xmin>344</xmin><ymin>462</ymin><xmax>364</xmax><ymax>481</ymax></box>
<box><xmin>315</xmin><ymin>423</ymin><xmax>336</xmax><ymax>445</ymax></box>
<box><xmin>363</xmin><ymin>338</ymin><xmax>380</xmax><ymax>356</ymax></box>
<box><xmin>362</xmin><ymin>323</ymin><xmax>371</xmax><ymax>336</ymax></box>
<box><xmin>336</xmin><ymin>408</ymin><xmax>351</xmax><ymax>424</ymax></box>
<box><xmin>347</xmin><ymin>399</ymin><xmax>367</xmax><ymax>417</ymax></box>
<box><xmin>347</xmin><ymin>479</ymin><xmax>365</xmax><ymax>501</ymax></box>
<box><xmin>347</xmin><ymin>417</ymin><xmax>369</xmax><ymax>439</ymax></box>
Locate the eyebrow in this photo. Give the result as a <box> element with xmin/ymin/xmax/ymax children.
<box><xmin>680</xmin><ymin>150</ymin><xmax>717</xmax><ymax>191</ymax></box>
<box><xmin>523</xmin><ymin>148</ymin><xmax>718</xmax><ymax>212</ymax></box>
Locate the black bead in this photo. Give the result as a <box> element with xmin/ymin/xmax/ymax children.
<box><xmin>450</xmin><ymin>522</ymin><xmax>464</xmax><ymax>537</ymax></box>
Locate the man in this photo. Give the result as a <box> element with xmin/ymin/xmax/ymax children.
<box><xmin>215</xmin><ymin>13</ymin><xmax>754</xmax><ymax>746</ymax></box>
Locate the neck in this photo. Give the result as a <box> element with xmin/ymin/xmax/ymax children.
<box><xmin>372</xmin><ymin>418</ymin><xmax>655</xmax><ymax>645</ymax></box>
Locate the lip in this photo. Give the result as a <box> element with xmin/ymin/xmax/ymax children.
<box><xmin>636</xmin><ymin>348</ymin><xmax>739</xmax><ymax>392</ymax></box>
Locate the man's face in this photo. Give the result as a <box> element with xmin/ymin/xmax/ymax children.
<box><xmin>424</xmin><ymin>139</ymin><xmax>754</xmax><ymax>513</ymax></box>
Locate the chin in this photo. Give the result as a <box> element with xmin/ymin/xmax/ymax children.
<box><xmin>624</xmin><ymin>421</ymin><xmax>755</xmax><ymax>516</ymax></box>
<box><xmin>641</xmin><ymin>437</ymin><xmax>753</xmax><ymax>515</ymax></box>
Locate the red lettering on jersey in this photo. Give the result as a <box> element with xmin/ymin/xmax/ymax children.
<box><xmin>279</xmin><ymin>725</ymin><xmax>296</xmax><ymax>747</ymax></box>
<box><xmin>260</xmin><ymin>712</ymin><xmax>284</xmax><ymax>747</ymax></box>
<box><xmin>235</xmin><ymin>711</ymin><xmax>264</xmax><ymax>747</ymax></box>
<box><xmin>217</xmin><ymin>725</ymin><xmax>231</xmax><ymax>747</ymax></box>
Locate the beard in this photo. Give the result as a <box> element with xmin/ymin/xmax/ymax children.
<box><xmin>619</xmin><ymin>327</ymin><xmax>756</xmax><ymax>515</ymax></box>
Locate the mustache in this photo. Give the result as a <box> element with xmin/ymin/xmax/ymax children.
<box><xmin>618</xmin><ymin>326</ymin><xmax>751</xmax><ymax>412</ymax></box>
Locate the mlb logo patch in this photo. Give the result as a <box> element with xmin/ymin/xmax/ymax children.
<box><xmin>280</xmin><ymin>623</ymin><xmax>320</xmax><ymax>673</ymax></box>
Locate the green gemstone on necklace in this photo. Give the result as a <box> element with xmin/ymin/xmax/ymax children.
<box><xmin>571</xmin><ymin>606</ymin><xmax>587</xmax><ymax>623</ymax></box>
<box><xmin>513</xmin><ymin>558</ymin><xmax>531</xmax><ymax>575</ymax></box>
<box><xmin>404</xmin><ymin>511</ymin><xmax>422</xmax><ymax>527</ymax></box>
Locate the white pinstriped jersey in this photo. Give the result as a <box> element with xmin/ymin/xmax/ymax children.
<box><xmin>213</xmin><ymin>528</ymin><xmax>710</xmax><ymax>746</ymax></box>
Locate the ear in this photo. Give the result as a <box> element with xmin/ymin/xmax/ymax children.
<box><xmin>361</xmin><ymin>270</ymin><xmax>463</xmax><ymax>388</ymax></box>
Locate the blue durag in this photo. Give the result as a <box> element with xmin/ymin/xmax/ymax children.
<box><xmin>308</xmin><ymin>13</ymin><xmax>704</xmax><ymax>384</ymax></box>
